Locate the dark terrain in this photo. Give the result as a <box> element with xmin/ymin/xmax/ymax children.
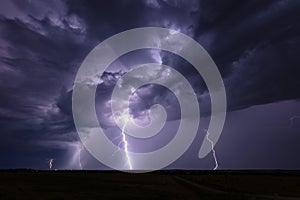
<box><xmin>0</xmin><ymin>170</ymin><xmax>300</xmax><ymax>200</ymax></box>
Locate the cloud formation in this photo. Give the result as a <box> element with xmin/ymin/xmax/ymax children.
<box><xmin>0</xmin><ymin>0</ymin><xmax>299</xmax><ymax>169</ymax></box>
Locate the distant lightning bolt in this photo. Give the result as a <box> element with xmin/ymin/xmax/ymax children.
<box><xmin>204</xmin><ymin>129</ymin><xmax>219</xmax><ymax>170</ymax></box>
<box><xmin>79</xmin><ymin>151</ymin><xmax>82</xmax><ymax>169</ymax></box>
<box><xmin>71</xmin><ymin>142</ymin><xmax>83</xmax><ymax>170</ymax></box>
<box><xmin>121</xmin><ymin>118</ymin><xmax>132</xmax><ymax>170</ymax></box>
<box><xmin>114</xmin><ymin>109</ymin><xmax>133</xmax><ymax>170</ymax></box>
<box><xmin>77</xmin><ymin>145</ymin><xmax>83</xmax><ymax>170</ymax></box>
<box><xmin>49</xmin><ymin>159</ymin><xmax>54</xmax><ymax>169</ymax></box>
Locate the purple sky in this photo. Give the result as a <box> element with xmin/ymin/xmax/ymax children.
<box><xmin>0</xmin><ymin>0</ymin><xmax>299</xmax><ymax>170</ymax></box>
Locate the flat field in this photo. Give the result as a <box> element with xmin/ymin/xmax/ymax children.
<box><xmin>0</xmin><ymin>170</ymin><xmax>300</xmax><ymax>200</ymax></box>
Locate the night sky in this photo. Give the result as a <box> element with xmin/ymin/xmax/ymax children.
<box><xmin>0</xmin><ymin>0</ymin><xmax>299</xmax><ymax>170</ymax></box>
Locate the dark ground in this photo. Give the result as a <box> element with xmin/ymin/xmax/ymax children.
<box><xmin>0</xmin><ymin>170</ymin><xmax>300</xmax><ymax>200</ymax></box>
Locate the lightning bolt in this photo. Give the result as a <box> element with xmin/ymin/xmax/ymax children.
<box><xmin>204</xmin><ymin>129</ymin><xmax>219</xmax><ymax>170</ymax></box>
<box><xmin>49</xmin><ymin>159</ymin><xmax>54</xmax><ymax>169</ymax></box>
<box><xmin>114</xmin><ymin>109</ymin><xmax>133</xmax><ymax>170</ymax></box>
<box><xmin>121</xmin><ymin>118</ymin><xmax>132</xmax><ymax>170</ymax></box>
<box><xmin>77</xmin><ymin>144</ymin><xmax>83</xmax><ymax>170</ymax></box>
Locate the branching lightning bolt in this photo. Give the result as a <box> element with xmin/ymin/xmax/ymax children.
<box><xmin>204</xmin><ymin>129</ymin><xmax>219</xmax><ymax>170</ymax></box>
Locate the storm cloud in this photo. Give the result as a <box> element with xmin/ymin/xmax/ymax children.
<box><xmin>0</xmin><ymin>0</ymin><xmax>299</xmax><ymax>169</ymax></box>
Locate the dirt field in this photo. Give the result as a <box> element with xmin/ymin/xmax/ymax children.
<box><xmin>0</xmin><ymin>170</ymin><xmax>300</xmax><ymax>200</ymax></box>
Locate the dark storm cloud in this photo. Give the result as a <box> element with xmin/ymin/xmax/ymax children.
<box><xmin>66</xmin><ymin>0</ymin><xmax>199</xmax><ymax>38</ymax></box>
<box><xmin>195</xmin><ymin>0</ymin><xmax>300</xmax><ymax>109</ymax></box>
<box><xmin>0</xmin><ymin>0</ymin><xmax>299</xmax><ymax>169</ymax></box>
<box><xmin>0</xmin><ymin>0</ymin><xmax>91</xmax><ymax>168</ymax></box>
<box><xmin>0</xmin><ymin>15</ymin><xmax>84</xmax><ymax>121</ymax></box>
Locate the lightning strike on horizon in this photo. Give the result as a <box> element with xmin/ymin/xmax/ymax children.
<box><xmin>115</xmin><ymin>110</ymin><xmax>133</xmax><ymax>170</ymax></box>
<box><xmin>71</xmin><ymin>142</ymin><xmax>83</xmax><ymax>170</ymax></box>
<box><xmin>78</xmin><ymin>145</ymin><xmax>83</xmax><ymax>170</ymax></box>
<box><xmin>204</xmin><ymin>129</ymin><xmax>219</xmax><ymax>170</ymax></box>
<box><xmin>121</xmin><ymin>118</ymin><xmax>132</xmax><ymax>170</ymax></box>
<box><xmin>49</xmin><ymin>158</ymin><xmax>53</xmax><ymax>169</ymax></box>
